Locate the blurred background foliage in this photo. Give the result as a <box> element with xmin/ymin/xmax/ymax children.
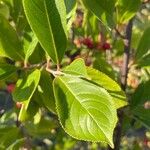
<box><xmin>0</xmin><ymin>0</ymin><xmax>150</xmax><ymax>149</ymax></box>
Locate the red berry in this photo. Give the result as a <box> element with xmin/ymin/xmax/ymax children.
<box><xmin>102</xmin><ymin>42</ymin><xmax>111</xmax><ymax>50</ymax></box>
<box><xmin>7</xmin><ymin>84</ymin><xmax>15</xmax><ymax>93</ymax></box>
<box><xmin>16</xmin><ymin>102</ymin><xmax>23</xmax><ymax>109</ymax></box>
<box><xmin>87</xmin><ymin>42</ymin><xmax>94</xmax><ymax>49</ymax></box>
<box><xmin>82</xmin><ymin>37</ymin><xmax>94</xmax><ymax>49</ymax></box>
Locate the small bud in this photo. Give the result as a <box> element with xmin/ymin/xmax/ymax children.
<box><xmin>7</xmin><ymin>84</ymin><xmax>15</xmax><ymax>93</ymax></box>
<box><xmin>102</xmin><ymin>42</ymin><xmax>111</xmax><ymax>50</ymax></box>
<box><xmin>82</xmin><ymin>37</ymin><xmax>94</xmax><ymax>49</ymax></box>
<box><xmin>16</xmin><ymin>102</ymin><xmax>23</xmax><ymax>109</ymax></box>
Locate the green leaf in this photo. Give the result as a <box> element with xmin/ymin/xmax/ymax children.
<box><xmin>63</xmin><ymin>59</ymin><xmax>127</xmax><ymax>109</ymax></box>
<box><xmin>131</xmin><ymin>80</ymin><xmax>150</xmax><ymax>108</ymax></box>
<box><xmin>13</xmin><ymin>69</ymin><xmax>41</xmax><ymax>121</ymax></box>
<box><xmin>84</xmin><ymin>12</ymin><xmax>99</xmax><ymax>39</ymax></box>
<box><xmin>26</xmin><ymin>118</ymin><xmax>58</xmax><ymax>137</ymax></box>
<box><xmin>131</xmin><ymin>80</ymin><xmax>150</xmax><ymax>128</ymax></box>
<box><xmin>93</xmin><ymin>53</ymin><xmax>116</xmax><ymax>80</ymax></box>
<box><xmin>64</xmin><ymin>58</ymin><xmax>88</xmax><ymax>77</ymax></box>
<box><xmin>87</xmin><ymin>67</ymin><xmax>127</xmax><ymax>109</ymax></box>
<box><xmin>13</xmin><ymin>69</ymin><xmax>41</xmax><ymax>103</ymax></box>
<box><xmin>28</xmin><ymin>44</ymin><xmax>46</xmax><ymax>64</ymax></box>
<box><xmin>0</xmin><ymin>127</ymin><xmax>21</xmax><ymax>148</ymax></box>
<box><xmin>133</xmin><ymin>106</ymin><xmax>150</xmax><ymax>129</ymax></box>
<box><xmin>18</xmin><ymin>101</ymin><xmax>40</xmax><ymax>122</ymax></box>
<box><xmin>25</xmin><ymin>34</ymin><xmax>38</xmax><ymax>64</ymax></box>
<box><xmin>65</xmin><ymin>0</ymin><xmax>76</xmax><ymax>18</ymax></box>
<box><xmin>0</xmin><ymin>15</ymin><xmax>24</xmax><ymax>60</ymax></box>
<box><xmin>11</xmin><ymin>0</ymin><xmax>24</xmax><ymax>25</ymax></box>
<box><xmin>6</xmin><ymin>138</ymin><xmax>25</xmax><ymax>150</ymax></box>
<box><xmin>53</xmin><ymin>75</ymin><xmax>117</xmax><ymax>148</ymax></box>
<box><xmin>136</xmin><ymin>27</ymin><xmax>150</xmax><ymax>61</ymax></box>
<box><xmin>82</xmin><ymin>0</ymin><xmax>116</xmax><ymax>28</ymax></box>
<box><xmin>65</xmin><ymin>0</ymin><xmax>77</xmax><ymax>31</ymax></box>
<box><xmin>138</xmin><ymin>54</ymin><xmax>150</xmax><ymax>68</ymax></box>
<box><xmin>0</xmin><ymin>64</ymin><xmax>17</xmax><ymax>81</ymax></box>
<box><xmin>38</xmin><ymin>71</ymin><xmax>56</xmax><ymax>113</ymax></box>
<box><xmin>23</xmin><ymin>0</ymin><xmax>67</xmax><ymax>64</ymax></box>
<box><xmin>116</xmin><ymin>0</ymin><xmax>141</xmax><ymax>24</ymax></box>
<box><xmin>0</xmin><ymin>2</ymin><xmax>10</xmax><ymax>19</ymax></box>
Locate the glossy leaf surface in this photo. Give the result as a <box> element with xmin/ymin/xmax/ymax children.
<box><xmin>13</xmin><ymin>69</ymin><xmax>41</xmax><ymax>103</ymax></box>
<box><xmin>23</xmin><ymin>0</ymin><xmax>67</xmax><ymax>63</ymax></box>
<box><xmin>64</xmin><ymin>58</ymin><xmax>88</xmax><ymax>77</ymax></box>
<box><xmin>87</xmin><ymin>67</ymin><xmax>127</xmax><ymax>109</ymax></box>
<box><xmin>53</xmin><ymin>75</ymin><xmax>117</xmax><ymax>148</ymax></box>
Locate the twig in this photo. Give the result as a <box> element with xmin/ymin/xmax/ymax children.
<box><xmin>57</xmin><ymin>64</ymin><xmax>60</xmax><ymax>71</ymax></box>
<box><xmin>46</xmin><ymin>57</ymin><xmax>51</xmax><ymax>69</ymax></box>
<box><xmin>22</xmin><ymin>60</ymin><xmax>64</xmax><ymax>77</ymax></box>
<box><xmin>46</xmin><ymin>68</ymin><xmax>64</xmax><ymax>77</ymax></box>
<box><xmin>117</xmin><ymin>19</ymin><xmax>133</xmax><ymax>150</ymax></box>
<box><xmin>114</xmin><ymin>27</ymin><xmax>126</xmax><ymax>39</ymax></box>
<box><xmin>108</xmin><ymin>19</ymin><xmax>133</xmax><ymax>150</ymax></box>
<box><xmin>23</xmin><ymin>61</ymin><xmax>46</xmax><ymax>70</ymax></box>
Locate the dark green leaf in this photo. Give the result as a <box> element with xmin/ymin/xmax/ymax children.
<box><xmin>131</xmin><ymin>80</ymin><xmax>150</xmax><ymax>108</ymax></box>
<box><xmin>93</xmin><ymin>54</ymin><xmax>116</xmax><ymax>80</ymax></box>
<box><xmin>18</xmin><ymin>101</ymin><xmax>40</xmax><ymax>122</ymax></box>
<box><xmin>82</xmin><ymin>0</ymin><xmax>116</xmax><ymax>28</ymax></box>
<box><xmin>25</xmin><ymin>34</ymin><xmax>38</xmax><ymax>64</ymax></box>
<box><xmin>0</xmin><ymin>64</ymin><xmax>17</xmax><ymax>81</ymax></box>
<box><xmin>0</xmin><ymin>127</ymin><xmax>21</xmax><ymax>148</ymax></box>
<box><xmin>136</xmin><ymin>27</ymin><xmax>150</xmax><ymax>61</ymax></box>
<box><xmin>116</xmin><ymin>0</ymin><xmax>141</xmax><ymax>23</ymax></box>
<box><xmin>138</xmin><ymin>54</ymin><xmax>150</xmax><ymax>68</ymax></box>
<box><xmin>133</xmin><ymin>106</ymin><xmax>150</xmax><ymax>129</ymax></box>
<box><xmin>26</xmin><ymin>118</ymin><xmax>58</xmax><ymax>137</ymax></box>
<box><xmin>0</xmin><ymin>15</ymin><xmax>24</xmax><ymax>60</ymax></box>
<box><xmin>38</xmin><ymin>71</ymin><xmax>56</xmax><ymax>113</ymax></box>
<box><xmin>131</xmin><ymin>80</ymin><xmax>150</xmax><ymax>128</ymax></box>
<box><xmin>6</xmin><ymin>138</ymin><xmax>25</xmax><ymax>150</ymax></box>
<box><xmin>65</xmin><ymin>0</ymin><xmax>76</xmax><ymax>18</ymax></box>
<box><xmin>23</xmin><ymin>0</ymin><xmax>67</xmax><ymax>64</ymax></box>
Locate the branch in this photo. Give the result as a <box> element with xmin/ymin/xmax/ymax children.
<box><xmin>121</xmin><ymin>20</ymin><xmax>133</xmax><ymax>90</ymax></box>
<box><xmin>108</xmin><ymin>19</ymin><xmax>133</xmax><ymax>150</ymax></box>
<box><xmin>114</xmin><ymin>27</ymin><xmax>126</xmax><ymax>39</ymax></box>
<box><xmin>116</xmin><ymin>19</ymin><xmax>133</xmax><ymax>150</ymax></box>
<box><xmin>23</xmin><ymin>61</ymin><xmax>46</xmax><ymax>70</ymax></box>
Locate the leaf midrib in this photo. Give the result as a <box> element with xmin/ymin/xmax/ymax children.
<box><xmin>44</xmin><ymin>0</ymin><xmax>58</xmax><ymax>63</ymax></box>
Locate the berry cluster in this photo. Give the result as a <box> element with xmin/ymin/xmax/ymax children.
<box><xmin>74</xmin><ymin>37</ymin><xmax>111</xmax><ymax>51</ymax></box>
